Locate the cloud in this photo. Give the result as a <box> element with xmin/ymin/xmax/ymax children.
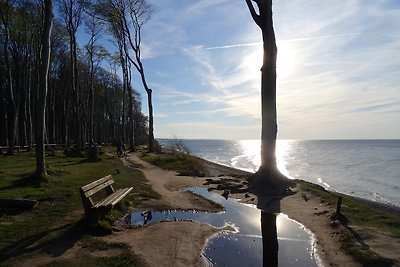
<box><xmin>184</xmin><ymin>0</ymin><xmax>230</xmax><ymax>16</ymax></box>
<box><xmin>144</xmin><ymin>0</ymin><xmax>400</xmax><ymax>139</ymax></box>
<box><xmin>156</xmin><ymin>121</ymin><xmax>260</xmax><ymax>140</ymax></box>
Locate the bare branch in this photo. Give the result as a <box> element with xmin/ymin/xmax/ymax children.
<box><xmin>245</xmin><ymin>0</ymin><xmax>261</xmax><ymax>27</ymax></box>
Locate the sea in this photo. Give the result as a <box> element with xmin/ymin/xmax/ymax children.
<box><xmin>159</xmin><ymin>139</ymin><xmax>400</xmax><ymax>208</ymax></box>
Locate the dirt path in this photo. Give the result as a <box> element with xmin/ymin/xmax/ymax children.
<box><xmin>99</xmin><ymin>154</ymin><xmax>230</xmax><ymax>267</ymax></box>
<box><xmin>122</xmin><ymin>154</ymin><xmax>221</xmax><ymax>212</ymax></box>
<box><xmin>117</xmin><ymin>154</ymin><xmax>357</xmax><ymax>267</ymax></box>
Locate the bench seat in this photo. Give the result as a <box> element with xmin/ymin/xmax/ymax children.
<box><xmin>80</xmin><ymin>174</ymin><xmax>132</xmax><ymax>222</ymax></box>
<box><xmin>93</xmin><ymin>187</ymin><xmax>133</xmax><ymax>209</ymax></box>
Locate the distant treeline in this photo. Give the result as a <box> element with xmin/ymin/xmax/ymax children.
<box><xmin>0</xmin><ymin>0</ymin><xmax>149</xmax><ymax>154</ymax></box>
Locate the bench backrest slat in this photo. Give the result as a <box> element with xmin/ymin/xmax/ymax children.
<box><xmin>81</xmin><ymin>175</ymin><xmax>113</xmax><ymax>192</ymax></box>
<box><xmin>81</xmin><ymin>175</ymin><xmax>114</xmax><ymax>197</ymax></box>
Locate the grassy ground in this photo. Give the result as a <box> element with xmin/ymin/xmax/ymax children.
<box><xmin>300</xmin><ymin>180</ymin><xmax>399</xmax><ymax>266</ymax></box>
<box><xmin>300</xmin><ymin>181</ymin><xmax>400</xmax><ymax>238</ymax></box>
<box><xmin>0</xmin><ymin>148</ymin><xmax>159</xmax><ymax>266</ymax></box>
<box><xmin>141</xmin><ymin>151</ymin><xmax>206</xmax><ymax>177</ymax></box>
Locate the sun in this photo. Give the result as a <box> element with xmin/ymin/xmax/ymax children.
<box><xmin>240</xmin><ymin>41</ymin><xmax>295</xmax><ymax>82</ymax></box>
<box><xmin>276</xmin><ymin>41</ymin><xmax>295</xmax><ymax>78</ymax></box>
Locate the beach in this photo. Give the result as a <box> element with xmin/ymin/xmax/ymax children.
<box><xmin>106</xmin><ymin>153</ymin><xmax>400</xmax><ymax>267</ymax></box>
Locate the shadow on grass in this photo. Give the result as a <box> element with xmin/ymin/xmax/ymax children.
<box><xmin>69</xmin><ymin>158</ymin><xmax>101</xmax><ymax>165</ymax></box>
<box><xmin>0</xmin><ymin>220</ymin><xmax>89</xmax><ymax>263</ymax></box>
<box><xmin>0</xmin><ymin>173</ymin><xmax>42</xmax><ymax>191</ymax></box>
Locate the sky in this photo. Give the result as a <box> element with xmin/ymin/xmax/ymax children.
<box><xmin>92</xmin><ymin>0</ymin><xmax>400</xmax><ymax>140</ymax></box>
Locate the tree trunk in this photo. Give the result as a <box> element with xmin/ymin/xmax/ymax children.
<box><xmin>72</xmin><ymin>37</ymin><xmax>82</xmax><ymax>150</ymax></box>
<box><xmin>0</xmin><ymin>9</ymin><xmax>17</xmax><ymax>155</ymax></box>
<box><xmin>260</xmin><ymin>23</ymin><xmax>278</xmax><ymax>171</ymax></box>
<box><xmin>146</xmin><ymin>88</ymin><xmax>154</xmax><ymax>152</ymax></box>
<box><xmin>35</xmin><ymin>0</ymin><xmax>53</xmax><ymax>178</ymax></box>
<box><xmin>245</xmin><ymin>0</ymin><xmax>295</xmax><ymax>195</ymax></box>
<box><xmin>26</xmin><ymin>63</ymin><xmax>33</xmax><ymax>151</ymax></box>
<box><xmin>128</xmin><ymin>87</ymin><xmax>135</xmax><ymax>150</ymax></box>
<box><xmin>89</xmin><ymin>60</ymin><xmax>94</xmax><ymax>143</ymax></box>
<box><xmin>0</xmin><ymin>87</ymin><xmax>7</xmax><ymax>146</ymax></box>
<box><xmin>137</xmin><ymin>66</ymin><xmax>154</xmax><ymax>152</ymax></box>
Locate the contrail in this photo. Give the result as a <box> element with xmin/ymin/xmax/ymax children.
<box><xmin>280</xmin><ymin>33</ymin><xmax>359</xmax><ymax>43</ymax></box>
<box><xmin>204</xmin><ymin>33</ymin><xmax>358</xmax><ymax>50</ymax></box>
<box><xmin>205</xmin><ymin>42</ymin><xmax>261</xmax><ymax>50</ymax></box>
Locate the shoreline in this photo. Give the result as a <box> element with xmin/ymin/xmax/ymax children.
<box><xmin>109</xmin><ymin>152</ymin><xmax>400</xmax><ymax>267</ymax></box>
<box><xmin>198</xmin><ymin>157</ymin><xmax>400</xmax><ymax>266</ymax></box>
<box><xmin>200</xmin><ymin>157</ymin><xmax>400</xmax><ymax>214</ymax></box>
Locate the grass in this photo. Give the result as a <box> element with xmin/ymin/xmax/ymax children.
<box><xmin>40</xmin><ymin>251</ymin><xmax>147</xmax><ymax>267</ymax></box>
<box><xmin>141</xmin><ymin>152</ymin><xmax>206</xmax><ymax>177</ymax></box>
<box><xmin>299</xmin><ymin>180</ymin><xmax>399</xmax><ymax>265</ymax></box>
<box><xmin>0</xmin><ymin>148</ymin><xmax>159</xmax><ymax>266</ymax></box>
<box><xmin>40</xmin><ymin>237</ymin><xmax>150</xmax><ymax>267</ymax></box>
<box><xmin>299</xmin><ymin>180</ymin><xmax>400</xmax><ymax>237</ymax></box>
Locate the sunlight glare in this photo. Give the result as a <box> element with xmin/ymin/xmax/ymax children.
<box><xmin>238</xmin><ymin>139</ymin><xmax>292</xmax><ymax>178</ymax></box>
<box><xmin>239</xmin><ymin>139</ymin><xmax>261</xmax><ymax>171</ymax></box>
<box><xmin>277</xmin><ymin>41</ymin><xmax>295</xmax><ymax>78</ymax></box>
<box><xmin>276</xmin><ymin>139</ymin><xmax>292</xmax><ymax>178</ymax></box>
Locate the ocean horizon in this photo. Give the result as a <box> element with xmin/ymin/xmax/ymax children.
<box><xmin>158</xmin><ymin>138</ymin><xmax>400</xmax><ymax>208</ymax></box>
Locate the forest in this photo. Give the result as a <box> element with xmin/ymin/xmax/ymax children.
<box><xmin>0</xmin><ymin>0</ymin><xmax>152</xmax><ymax>157</ymax></box>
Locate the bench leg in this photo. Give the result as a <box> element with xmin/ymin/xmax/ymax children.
<box><xmin>86</xmin><ymin>206</ymin><xmax>112</xmax><ymax>225</ymax></box>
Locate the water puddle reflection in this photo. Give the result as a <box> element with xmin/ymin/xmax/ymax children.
<box><xmin>128</xmin><ymin>187</ymin><xmax>319</xmax><ymax>266</ymax></box>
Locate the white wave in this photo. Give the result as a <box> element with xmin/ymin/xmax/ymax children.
<box><xmin>317</xmin><ymin>178</ymin><xmax>331</xmax><ymax>189</ymax></box>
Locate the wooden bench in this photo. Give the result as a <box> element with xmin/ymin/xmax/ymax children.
<box><xmin>80</xmin><ymin>175</ymin><xmax>133</xmax><ymax>222</ymax></box>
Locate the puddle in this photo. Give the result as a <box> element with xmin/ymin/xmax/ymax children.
<box><xmin>128</xmin><ymin>187</ymin><xmax>320</xmax><ymax>267</ymax></box>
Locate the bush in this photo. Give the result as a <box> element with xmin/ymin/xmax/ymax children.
<box><xmin>168</xmin><ymin>136</ymin><xmax>191</xmax><ymax>159</ymax></box>
<box><xmin>64</xmin><ymin>146</ymin><xmax>84</xmax><ymax>157</ymax></box>
<box><xmin>87</xmin><ymin>147</ymin><xmax>100</xmax><ymax>161</ymax></box>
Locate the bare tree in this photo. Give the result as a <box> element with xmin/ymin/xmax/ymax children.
<box><xmin>59</xmin><ymin>0</ymin><xmax>85</xmax><ymax>150</ymax></box>
<box><xmin>245</xmin><ymin>0</ymin><xmax>294</xmax><ymax>195</ymax></box>
<box><xmin>84</xmin><ymin>12</ymin><xmax>106</xmax><ymax>143</ymax></box>
<box><xmin>95</xmin><ymin>0</ymin><xmax>154</xmax><ymax>152</ymax></box>
<box><xmin>122</xmin><ymin>0</ymin><xmax>154</xmax><ymax>152</ymax></box>
<box><xmin>35</xmin><ymin>0</ymin><xmax>53</xmax><ymax>177</ymax></box>
<box><xmin>0</xmin><ymin>0</ymin><xmax>17</xmax><ymax>155</ymax></box>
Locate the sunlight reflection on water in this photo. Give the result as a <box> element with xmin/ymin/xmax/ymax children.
<box><xmin>237</xmin><ymin>139</ymin><xmax>293</xmax><ymax>178</ymax></box>
<box><xmin>128</xmin><ymin>187</ymin><xmax>319</xmax><ymax>267</ymax></box>
<box><xmin>159</xmin><ymin>139</ymin><xmax>400</xmax><ymax>208</ymax></box>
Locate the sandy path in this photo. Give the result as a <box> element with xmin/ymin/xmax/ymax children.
<box><xmin>101</xmin><ymin>154</ymin><xmax>230</xmax><ymax>267</ymax></box>
<box><xmin>106</xmin><ymin>222</ymin><xmax>220</xmax><ymax>267</ymax></box>
<box><xmin>123</xmin><ymin>154</ymin><xmax>221</xmax><ymax>212</ymax></box>
<box><xmin>119</xmin><ymin>154</ymin><xmax>356</xmax><ymax>267</ymax></box>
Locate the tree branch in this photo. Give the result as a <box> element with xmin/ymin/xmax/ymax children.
<box><xmin>245</xmin><ymin>0</ymin><xmax>261</xmax><ymax>27</ymax></box>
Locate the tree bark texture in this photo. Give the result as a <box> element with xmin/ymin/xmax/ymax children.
<box><xmin>245</xmin><ymin>0</ymin><xmax>277</xmax><ymax>170</ymax></box>
<box><xmin>35</xmin><ymin>0</ymin><xmax>53</xmax><ymax>177</ymax></box>
<box><xmin>245</xmin><ymin>0</ymin><xmax>295</xmax><ymax>195</ymax></box>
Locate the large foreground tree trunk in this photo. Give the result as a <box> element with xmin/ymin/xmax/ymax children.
<box><xmin>245</xmin><ymin>0</ymin><xmax>294</xmax><ymax>195</ymax></box>
<box><xmin>35</xmin><ymin>0</ymin><xmax>53</xmax><ymax>177</ymax></box>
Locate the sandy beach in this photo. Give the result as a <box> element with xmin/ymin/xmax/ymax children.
<box><xmin>104</xmin><ymin>153</ymin><xmax>400</xmax><ymax>267</ymax></box>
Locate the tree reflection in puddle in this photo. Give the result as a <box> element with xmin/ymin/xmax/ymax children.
<box><xmin>128</xmin><ymin>187</ymin><xmax>319</xmax><ymax>267</ymax></box>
